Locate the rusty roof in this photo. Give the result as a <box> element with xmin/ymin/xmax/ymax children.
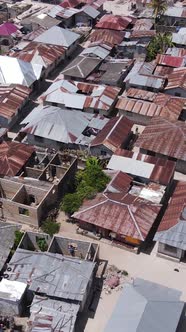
<box><xmin>9</xmin><ymin>42</ymin><xmax>65</xmax><ymax>68</ymax></box>
<box><xmin>156</xmin><ymin>181</ymin><xmax>186</xmax><ymax>232</ymax></box>
<box><xmin>114</xmin><ymin>149</ymin><xmax>175</xmax><ymax>185</ymax></box>
<box><xmin>86</xmin><ymin>29</ymin><xmax>124</xmax><ymax>48</ymax></box>
<box><xmin>0</xmin><ymin>84</ymin><xmax>31</xmax><ymax>121</ymax></box>
<box><xmin>0</xmin><ymin>141</ymin><xmax>35</xmax><ymax>176</ymax></box>
<box><xmin>60</xmin><ymin>0</ymin><xmax>80</xmax><ymax>8</ymax></box>
<box><xmin>73</xmin><ymin>191</ymin><xmax>161</xmax><ymax>241</ymax></box>
<box><xmin>105</xmin><ymin>170</ymin><xmax>133</xmax><ymax>193</ymax></box>
<box><xmin>90</xmin><ymin>116</ymin><xmax>133</xmax><ymax>152</ymax></box>
<box><xmin>135</xmin><ymin>117</ymin><xmax>186</xmax><ymax>161</ymax></box>
<box><xmin>133</xmin><ymin>18</ymin><xmax>153</xmax><ymax>31</ymax></box>
<box><xmin>23</xmin><ymin>26</ymin><xmax>46</xmax><ymax>42</ymax></box>
<box><xmin>154</xmin><ymin>65</ymin><xmax>173</xmax><ymax>77</ymax></box>
<box><xmin>116</xmin><ymin>96</ymin><xmax>182</xmax><ymax>121</ymax></box>
<box><xmin>95</xmin><ymin>15</ymin><xmax>132</xmax><ymax>30</ymax></box>
<box><xmin>131</xmin><ymin>30</ymin><xmax>156</xmax><ymax>38</ymax></box>
<box><xmin>156</xmin><ymin>54</ymin><xmax>186</xmax><ymax>68</ymax></box>
<box><xmin>165</xmin><ymin>67</ymin><xmax>186</xmax><ymax>90</ymax></box>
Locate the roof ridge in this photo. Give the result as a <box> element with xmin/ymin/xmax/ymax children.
<box><xmin>127</xmin><ymin>205</ymin><xmax>144</xmax><ymax>241</ymax></box>
<box><xmin>105</xmin><ymin>116</ymin><xmax>123</xmax><ymax>141</ymax></box>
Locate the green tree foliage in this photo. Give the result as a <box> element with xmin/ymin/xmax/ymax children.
<box><xmin>41</xmin><ymin>218</ymin><xmax>60</xmax><ymax>237</ymax></box>
<box><xmin>148</xmin><ymin>0</ymin><xmax>167</xmax><ymax>20</ymax></box>
<box><xmin>36</xmin><ymin>237</ymin><xmax>48</xmax><ymax>252</ymax></box>
<box><xmin>146</xmin><ymin>33</ymin><xmax>173</xmax><ymax>61</ymax></box>
<box><xmin>61</xmin><ymin>157</ymin><xmax>110</xmax><ymax>215</ymax></box>
<box><xmin>14</xmin><ymin>230</ymin><xmax>24</xmax><ymax>248</ymax></box>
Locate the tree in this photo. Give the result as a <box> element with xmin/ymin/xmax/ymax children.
<box><xmin>146</xmin><ymin>33</ymin><xmax>173</xmax><ymax>61</ymax></box>
<box><xmin>14</xmin><ymin>230</ymin><xmax>24</xmax><ymax>248</ymax></box>
<box><xmin>41</xmin><ymin>218</ymin><xmax>60</xmax><ymax>237</ymax></box>
<box><xmin>149</xmin><ymin>0</ymin><xmax>167</xmax><ymax>21</ymax></box>
<box><xmin>61</xmin><ymin>193</ymin><xmax>82</xmax><ymax>215</ymax></box>
<box><xmin>36</xmin><ymin>237</ymin><xmax>48</xmax><ymax>252</ymax></box>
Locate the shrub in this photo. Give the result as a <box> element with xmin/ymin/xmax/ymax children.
<box><xmin>41</xmin><ymin>218</ymin><xmax>60</xmax><ymax>237</ymax></box>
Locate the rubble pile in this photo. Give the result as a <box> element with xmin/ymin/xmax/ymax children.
<box><xmin>103</xmin><ymin>264</ymin><xmax>129</xmax><ymax>294</ymax></box>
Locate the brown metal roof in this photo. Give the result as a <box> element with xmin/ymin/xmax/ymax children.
<box><xmin>90</xmin><ymin>116</ymin><xmax>133</xmax><ymax>152</ymax></box>
<box><xmin>9</xmin><ymin>42</ymin><xmax>65</xmax><ymax>68</ymax></box>
<box><xmin>116</xmin><ymin>95</ymin><xmax>182</xmax><ymax>121</ymax></box>
<box><xmin>156</xmin><ymin>54</ymin><xmax>186</xmax><ymax>68</ymax></box>
<box><xmin>135</xmin><ymin>117</ymin><xmax>186</xmax><ymax>161</ymax></box>
<box><xmin>165</xmin><ymin>67</ymin><xmax>186</xmax><ymax>90</ymax></box>
<box><xmin>114</xmin><ymin>149</ymin><xmax>175</xmax><ymax>186</ymax></box>
<box><xmin>131</xmin><ymin>30</ymin><xmax>156</xmax><ymax>38</ymax></box>
<box><xmin>157</xmin><ymin>181</ymin><xmax>186</xmax><ymax>232</ymax></box>
<box><xmin>0</xmin><ymin>84</ymin><xmax>30</xmax><ymax>121</ymax></box>
<box><xmin>73</xmin><ymin>191</ymin><xmax>161</xmax><ymax>241</ymax></box>
<box><xmin>0</xmin><ymin>141</ymin><xmax>35</xmax><ymax>176</ymax></box>
<box><xmin>87</xmin><ymin>29</ymin><xmax>124</xmax><ymax>48</ymax></box>
<box><xmin>95</xmin><ymin>15</ymin><xmax>132</xmax><ymax>30</ymax></box>
<box><xmin>23</xmin><ymin>27</ymin><xmax>46</xmax><ymax>42</ymax></box>
<box><xmin>105</xmin><ymin>170</ymin><xmax>133</xmax><ymax>193</ymax></box>
<box><xmin>133</xmin><ymin>18</ymin><xmax>153</xmax><ymax>31</ymax></box>
<box><xmin>153</xmin><ymin>65</ymin><xmax>173</xmax><ymax>77</ymax></box>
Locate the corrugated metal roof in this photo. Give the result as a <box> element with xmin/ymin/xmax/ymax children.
<box><xmin>9</xmin><ymin>42</ymin><xmax>65</xmax><ymax>69</ymax></box>
<box><xmin>166</xmin><ymin>47</ymin><xmax>186</xmax><ymax>57</ymax></box>
<box><xmin>172</xmin><ymin>32</ymin><xmax>186</xmax><ymax>46</ymax></box>
<box><xmin>133</xmin><ymin>18</ymin><xmax>153</xmax><ymax>31</ymax></box>
<box><xmin>0</xmin><ymin>84</ymin><xmax>30</xmax><ymax>121</ymax></box>
<box><xmin>0</xmin><ymin>56</ymin><xmax>42</xmax><ymax>87</ymax></box>
<box><xmin>131</xmin><ymin>30</ymin><xmax>156</xmax><ymax>38</ymax></box>
<box><xmin>96</xmin><ymin>15</ymin><xmax>132</xmax><ymax>30</ymax></box>
<box><xmin>62</xmin><ymin>55</ymin><xmax>102</xmax><ymax>79</ymax></box>
<box><xmin>107</xmin><ymin>151</ymin><xmax>175</xmax><ymax>185</ymax></box>
<box><xmin>105</xmin><ymin>170</ymin><xmax>133</xmax><ymax>193</ymax></box>
<box><xmin>0</xmin><ymin>222</ymin><xmax>19</xmax><ymax>272</ymax></box>
<box><xmin>104</xmin><ymin>278</ymin><xmax>184</xmax><ymax>332</ymax></box>
<box><xmin>154</xmin><ymin>182</ymin><xmax>186</xmax><ymax>250</ymax></box>
<box><xmin>73</xmin><ymin>191</ymin><xmax>161</xmax><ymax>241</ymax></box>
<box><xmin>81</xmin><ymin>45</ymin><xmax>109</xmax><ymax>59</ymax></box>
<box><xmin>23</xmin><ymin>26</ymin><xmax>46</xmax><ymax>42</ymax></box>
<box><xmin>8</xmin><ymin>249</ymin><xmax>95</xmax><ymax>302</ymax></box>
<box><xmin>116</xmin><ymin>95</ymin><xmax>182</xmax><ymax>121</ymax></box>
<box><xmin>21</xmin><ymin>105</ymin><xmax>108</xmax><ymax>145</ymax></box>
<box><xmin>165</xmin><ymin>67</ymin><xmax>186</xmax><ymax>90</ymax></box>
<box><xmin>0</xmin><ymin>141</ymin><xmax>34</xmax><ymax>176</ymax></box>
<box><xmin>90</xmin><ymin>116</ymin><xmax>133</xmax><ymax>152</ymax></box>
<box><xmin>154</xmin><ymin>65</ymin><xmax>173</xmax><ymax>77</ymax></box>
<box><xmin>60</xmin><ymin>0</ymin><xmax>80</xmax><ymax>8</ymax></box>
<box><xmin>156</xmin><ymin>54</ymin><xmax>186</xmax><ymax>68</ymax></box>
<box><xmin>126</xmin><ymin>73</ymin><xmax>165</xmax><ymax>90</ymax></box>
<box><xmin>164</xmin><ymin>6</ymin><xmax>186</xmax><ymax>18</ymax></box>
<box><xmin>0</xmin><ymin>22</ymin><xmax>17</xmax><ymax>36</ymax></box>
<box><xmin>135</xmin><ymin>117</ymin><xmax>186</xmax><ymax>161</ymax></box>
<box><xmin>34</xmin><ymin>26</ymin><xmax>80</xmax><ymax>48</ymax></box>
<box><xmin>86</xmin><ymin>29</ymin><xmax>124</xmax><ymax>48</ymax></box>
<box><xmin>42</xmin><ymin>79</ymin><xmax>120</xmax><ymax>111</ymax></box>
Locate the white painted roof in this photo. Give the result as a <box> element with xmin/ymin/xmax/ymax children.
<box><xmin>0</xmin><ymin>278</ymin><xmax>27</xmax><ymax>302</ymax></box>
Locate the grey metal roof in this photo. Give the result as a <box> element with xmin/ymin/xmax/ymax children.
<box><xmin>154</xmin><ymin>220</ymin><xmax>186</xmax><ymax>250</ymax></box>
<box><xmin>34</xmin><ymin>26</ymin><xmax>80</xmax><ymax>48</ymax></box>
<box><xmin>0</xmin><ymin>222</ymin><xmax>19</xmax><ymax>272</ymax></box>
<box><xmin>0</xmin><ymin>56</ymin><xmax>42</xmax><ymax>87</ymax></box>
<box><xmin>29</xmin><ymin>295</ymin><xmax>79</xmax><ymax>332</ymax></box>
<box><xmin>81</xmin><ymin>46</ymin><xmax>109</xmax><ymax>59</ymax></box>
<box><xmin>21</xmin><ymin>105</ymin><xmax>108</xmax><ymax>145</ymax></box>
<box><xmin>82</xmin><ymin>5</ymin><xmax>100</xmax><ymax>18</ymax></box>
<box><xmin>8</xmin><ymin>249</ymin><xmax>95</xmax><ymax>302</ymax></box>
<box><xmin>62</xmin><ymin>55</ymin><xmax>102</xmax><ymax>78</ymax></box>
<box><xmin>164</xmin><ymin>7</ymin><xmax>184</xmax><ymax>18</ymax></box>
<box><xmin>104</xmin><ymin>278</ymin><xmax>184</xmax><ymax>332</ymax></box>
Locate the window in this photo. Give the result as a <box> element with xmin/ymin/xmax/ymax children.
<box><xmin>175</xmin><ymin>92</ymin><xmax>181</xmax><ymax>97</ymax></box>
<box><xmin>101</xmin><ymin>150</ymin><xmax>107</xmax><ymax>156</ymax></box>
<box><xmin>164</xmin><ymin>244</ymin><xmax>177</xmax><ymax>253</ymax></box>
<box><xmin>19</xmin><ymin>207</ymin><xmax>29</xmax><ymax>216</ymax></box>
<box><xmin>36</xmin><ymin>136</ymin><xmax>44</xmax><ymax>143</ymax></box>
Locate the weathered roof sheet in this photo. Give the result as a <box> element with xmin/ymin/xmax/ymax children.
<box><xmin>135</xmin><ymin>117</ymin><xmax>186</xmax><ymax>161</ymax></box>
<box><xmin>73</xmin><ymin>191</ymin><xmax>161</xmax><ymax>241</ymax></box>
<box><xmin>0</xmin><ymin>56</ymin><xmax>42</xmax><ymax>87</ymax></box>
<box><xmin>165</xmin><ymin>67</ymin><xmax>186</xmax><ymax>90</ymax></box>
<box><xmin>133</xmin><ymin>18</ymin><xmax>153</xmax><ymax>31</ymax></box>
<box><xmin>85</xmin><ymin>29</ymin><xmax>124</xmax><ymax>48</ymax></box>
<box><xmin>0</xmin><ymin>222</ymin><xmax>19</xmax><ymax>272</ymax></box>
<box><xmin>131</xmin><ymin>30</ymin><xmax>156</xmax><ymax>38</ymax></box>
<box><xmin>0</xmin><ymin>84</ymin><xmax>31</xmax><ymax>122</ymax></box>
<box><xmin>0</xmin><ymin>141</ymin><xmax>34</xmax><ymax>176</ymax></box>
<box><xmin>90</xmin><ymin>116</ymin><xmax>133</xmax><ymax>152</ymax></box>
<box><xmin>126</xmin><ymin>73</ymin><xmax>165</xmax><ymax>90</ymax></box>
<box><xmin>164</xmin><ymin>6</ymin><xmax>186</xmax><ymax>18</ymax></box>
<box><xmin>154</xmin><ymin>182</ymin><xmax>186</xmax><ymax>250</ymax></box>
<box><xmin>41</xmin><ymin>79</ymin><xmax>120</xmax><ymax>111</ymax></box>
<box><xmin>81</xmin><ymin>45</ymin><xmax>109</xmax><ymax>59</ymax></box>
<box><xmin>104</xmin><ymin>278</ymin><xmax>184</xmax><ymax>332</ymax></box>
<box><xmin>60</xmin><ymin>0</ymin><xmax>80</xmax><ymax>8</ymax></box>
<box><xmin>105</xmin><ymin>170</ymin><xmax>133</xmax><ymax>194</ymax></box>
<box><xmin>9</xmin><ymin>42</ymin><xmax>65</xmax><ymax>69</ymax></box>
<box><xmin>107</xmin><ymin>151</ymin><xmax>175</xmax><ymax>185</ymax></box>
<box><xmin>21</xmin><ymin>105</ymin><xmax>108</xmax><ymax>146</ymax></box>
<box><xmin>96</xmin><ymin>15</ymin><xmax>132</xmax><ymax>30</ymax></box>
<box><xmin>166</xmin><ymin>47</ymin><xmax>186</xmax><ymax>57</ymax></box>
<box><xmin>62</xmin><ymin>55</ymin><xmax>102</xmax><ymax>79</ymax></box>
<box><xmin>8</xmin><ymin>249</ymin><xmax>95</xmax><ymax>302</ymax></box>
<box><xmin>23</xmin><ymin>26</ymin><xmax>46</xmax><ymax>42</ymax></box>
<box><xmin>22</xmin><ymin>13</ymin><xmax>60</xmax><ymax>30</ymax></box>
<box><xmin>34</xmin><ymin>26</ymin><xmax>80</xmax><ymax>48</ymax></box>
<box><xmin>156</xmin><ymin>54</ymin><xmax>186</xmax><ymax>68</ymax></box>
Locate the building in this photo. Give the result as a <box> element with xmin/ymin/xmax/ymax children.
<box><xmin>0</xmin><ymin>56</ymin><xmax>42</xmax><ymax>89</ymax></box>
<box><xmin>165</xmin><ymin>68</ymin><xmax>186</xmax><ymax>98</ymax></box>
<box><xmin>9</xmin><ymin>42</ymin><xmax>65</xmax><ymax>79</ymax></box>
<box><xmin>0</xmin><ymin>221</ymin><xmax>19</xmax><ymax>273</ymax></box>
<box><xmin>21</xmin><ymin>13</ymin><xmax>60</xmax><ymax>32</ymax></box>
<box><xmin>95</xmin><ymin>14</ymin><xmax>133</xmax><ymax>30</ymax></box>
<box><xmin>104</xmin><ymin>278</ymin><xmax>184</xmax><ymax>332</ymax></box>
<box><xmin>0</xmin><ymin>84</ymin><xmax>31</xmax><ymax>128</ymax></box>
<box><xmin>116</xmin><ymin>88</ymin><xmax>185</xmax><ymax>124</ymax></box>
<box><xmin>0</xmin><ymin>141</ymin><xmax>35</xmax><ymax>177</ymax></box>
<box><xmin>125</xmin><ymin>71</ymin><xmax>166</xmax><ymax>92</ymax></box>
<box><xmin>33</xmin><ymin>25</ymin><xmax>80</xmax><ymax>56</ymax></box>
<box><xmin>41</xmin><ymin>79</ymin><xmax>120</xmax><ymax>115</ymax></box>
<box><xmin>156</xmin><ymin>54</ymin><xmax>186</xmax><ymax>68</ymax></box>
<box><xmin>90</xmin><ymin>116</ymin><xmax>133</xmax><ymax>157</ymax></box>
<box><xmin>6</xmin><ymin>248</ymin><xmax>95</xmax><ymax>311</ymax></box>
<box><xmin>0</xmin><ymin>152</ymin><xmax>77</xmax><ymax>227</ymax></box>
<box><xmin>0</xmin><ymin>22</ymin><xmax>18</xmax><ymax>51</ymax></box>
<box><xmin>73</xmin><ymin>171</ymin><xmax>164</xmax><ymax>249</ymax></box>
<box><xmin>107</xmin><ymin>150</ymin><xmax>175</xmax><ymax>186</ymax></box>
<box><xmin>83</xmin><ymin>28</ymin><xmax>124</xmax><ymax>49</ymax></box>
<box><xmin>0</xmin><ymin>279</ymin><xmax>27</xmax><ymax>316</ymax></box>
<box><xmin>154</xmin><ymin>181</ymin><xmax>186</xmax><ymax>261</ymax></box>
<box><xmin>20</xmin><ymin>105</ymin><xmax>109</xmax><ymax>150</ymax></box>
<box><xmin>163</xmin><ymin>6</ymin><xmax>186</xmax><ymax>26</ymax></box>
<box><xmin>135</xmin><ymin>117</ymin><xmax>186</xmax><ymax>173</ymax></box>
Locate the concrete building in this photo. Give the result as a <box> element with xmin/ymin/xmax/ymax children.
<box><xmin>0</xmin><ymin>279</ymin><xmax>27</xmax><ymax>316</ymax></box>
